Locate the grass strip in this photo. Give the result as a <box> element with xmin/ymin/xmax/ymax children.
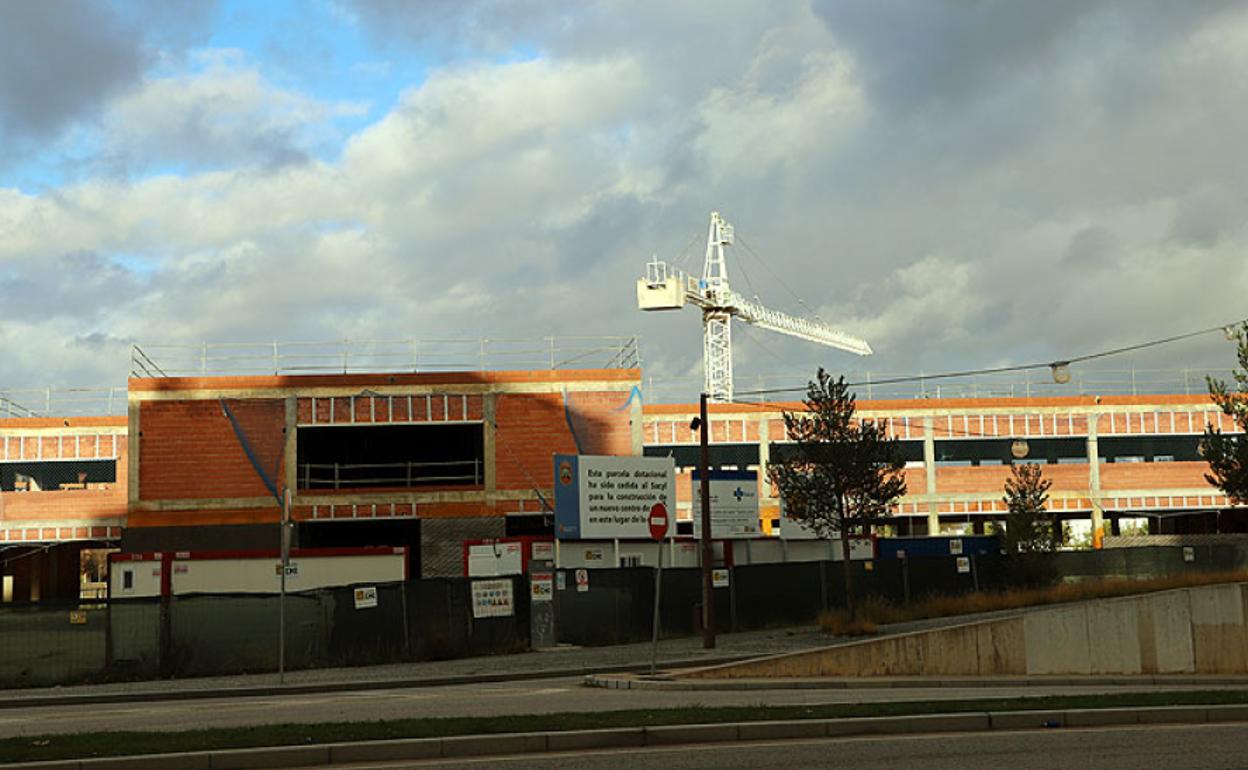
<box><xmin>820</xmin><ymin>571</ymin><xmax>1248</xmax><ymax>635</ymax></box>
<box><xmin>4</xmin><ymin>689</ymin><xmax>1248</xmax><ymax>764</ymax></box>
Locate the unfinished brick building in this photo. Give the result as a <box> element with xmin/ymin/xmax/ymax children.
<box><xmin>0</xmin><ymin>415</ymin><xmax>127</xmax><ymax>602</ymax></box>
<box><xmin>646</xmin><ymin>393</ymin><xmax>1248</xmax><ymax>541</ymax></box>
<box><xmin>125</xmin><ymin>368</ymin><xmax>642</xmax><ymax>576</ymax></box>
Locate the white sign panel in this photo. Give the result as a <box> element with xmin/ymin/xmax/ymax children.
<box><xmin>949</xmin><ymin>539</ymin><xmax>963</xmax><ymax>555</ymax></box>
<box><xmin>712</xmin><ymin>568</ymin><xmax>730</xmax><ymax>588</ymax></box>
<box><xmin>471</xmin><ymin>579</ymin><xmax>515</xmax><ymax>618</ymax></box>
<box><xmin>691</xmin><ymin>470</ymin><xmax>761</xmax><ymax>539</ymax></box>
<box><xmin>467</xmin><ymin>541</ymin><xmax>523</xmax><ymax>577</ymax></box>
<box><xmin>554</xmin><ymin>454</ymin><xmax>675</xmax><ymax>540</ymax></box>
<box><xmin>956</xmin><ymin>556</ymin><xmax>971</xmax><ymax>574</ymax></box>
<box><xmin>530</xmin><ymin>572</ymin><xmax>554</xmax><ymax>602</ymax></box>
<box><xmin>575</xmin><ymin>568</ymin><xmax>589</xmax><ymax>592</ymax></box>
<box><xmin>353</xmin><ymin>586</ymin><xmax>378</xmax><ymax>609</ymax></box>
<box><xmin>531</xmin><ymin>541</ymin><xmax>555</xmax><ymax>562</ymax></box>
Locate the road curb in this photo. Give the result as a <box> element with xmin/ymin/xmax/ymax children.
<box><xmin>6</xmin><ymin>705</ymin><xmax>1248</xmax><ymax>769</ymax></box>
<box><xmin>584</xmin><ymin>673</ymin><xmax>1248</xmax><ymax>690</ymax></box>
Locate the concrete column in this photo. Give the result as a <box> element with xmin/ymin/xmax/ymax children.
<box><xmin>1087</xmin><ymin>412</ymin><xmax>1104</xmax><ymax>547</ymax></box>
<box><xmin>923</xmin><ymin>416</ymin><xmax>939</xmax><ymax>535</ymax></box>
<box><xmin>483</xmin><ymin>393</ymin><xmax>497</xmax><ymax>505</ymax></box>
<box><xmin>758</xmin><ymin>418</ymin><xmax>772</xmax><ymax>500</ymax></box>
<box><xmin>127</xmin><ymin>396</ymin><xmax>141</xmax><ymax>508</ymax></box>
<box><xmin>629</xmin><ymin>391</ymin><xmax>643</xmax><ymax>455</ymax></box>
<box><xmin>283</xmin><ymin>396</ymin><xmax>297</xmax><ymax>495</ymax></box>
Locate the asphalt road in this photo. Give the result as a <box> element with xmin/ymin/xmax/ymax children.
<box><xmin>2</xmin><ymin>677</ymin><xmax>1246</xmax><ymax>738</ymax></box>
<box><xmin>279</xmin><ymin>724</ymin><xmax>1248</xmax><ymax>770</ymax></box>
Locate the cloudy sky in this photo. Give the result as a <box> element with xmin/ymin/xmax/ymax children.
<box><xmin>2</xmin><ymin>0</ymin><xmax>1247</xmax><ymax>403</ymax></box>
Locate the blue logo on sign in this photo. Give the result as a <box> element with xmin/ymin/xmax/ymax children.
<box><xmin>734</xmin><ymin>486</ymin><xmax>745</xmax><ymax>501</ymax></box>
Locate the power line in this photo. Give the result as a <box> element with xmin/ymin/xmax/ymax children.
<box><xmin>733</xmin><ymin>318</ymin><xmax>1248</xmax><ymax>398</ymax></box>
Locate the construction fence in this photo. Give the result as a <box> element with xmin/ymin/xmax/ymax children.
<box><xmin>0</xmin><ymin>577</ymin><xmax>530</xmax><ymax>689</ymax></box>
<box><xmin>3</xmin><ymin>545</ymin><xmax>1246</xmax><ymax>688</ymax></box>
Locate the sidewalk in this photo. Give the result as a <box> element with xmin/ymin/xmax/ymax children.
<box><xmin>0</xmin><ymin>622</ymin><xmax>832</xmax><ymax>707</ymax></box>
<box><xmin>0</xmin><ymin>602</ymin><xmax>1136</xmax><ymax>708</ymax></box>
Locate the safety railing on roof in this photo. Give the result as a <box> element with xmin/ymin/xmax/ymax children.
<box><xmin>644</xmin><ymin>367</ymin><xmax>1235</xmax><ymax>404</ymax></box>
<box><xmin>130</xmin><ymin>336</ymin><xmax>642</xmax><ymax>378</ymax></box>
<box><xmin>0</xmin><ymin>388</ymin><xmax>128</xmax><ymax>418</ymax></box>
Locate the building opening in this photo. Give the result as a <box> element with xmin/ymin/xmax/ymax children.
<box><xmin>297</xmin><ymin>424</ymin><xmax>484</xmax><ymax>490</ymax></box>
<box><xmin>0</xmin><ymin>459</ymin><xmax>116</xmax><ymax>491</ymax></box>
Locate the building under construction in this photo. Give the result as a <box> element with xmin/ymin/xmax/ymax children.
<box><xmin>1</xmin><ymin>337</ymin><xmax>1246</xmax><ymax>603</ymax></box>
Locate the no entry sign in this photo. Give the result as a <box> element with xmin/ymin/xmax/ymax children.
<box><xmin>648</xmin><ymin>503</ymin><xmax>670</xmax><ymax>541</ymax></box>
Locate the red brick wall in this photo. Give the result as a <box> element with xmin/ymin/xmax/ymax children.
<box><xmin>492</xmin><ymin>389</ymin><xmax>634</xmax><ymax>492</ymax></box>
<box><xmin>139</xmin><ymin>399</ymin><xmax>285</xmax><ymax>501</ymax></box>
<box><xmin>935</xmin><ymin>464</ymin><xmax>1091</xmax><ymax>494</ymax></box>
<box><xmin>1100</xmin><ymin>462</ymin><xmax>1210</xmax><ymax>491</ymax></box>
<box><xmin>0</xmin><ymin>418</ymin><xmax>128</xmax><ymax>526</ymax></box>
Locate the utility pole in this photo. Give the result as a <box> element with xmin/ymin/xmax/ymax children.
<box><xmin>698</xmin><ymin>392</ymin><xmax>715</xmax><ymax>649</ymax></box>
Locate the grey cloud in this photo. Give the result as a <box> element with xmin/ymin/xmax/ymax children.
<box><xmin>809</xmin><ymin>0</ymin><xmax>1237</xmax><ymax>115</ymax></box>
<box><xmin>0</xmin><ymin>0</ymin><xmax>219</xmax><ymax>160</ymax></box>
<box><xmin>0</xmin><ymin>2</ymin><xmax>145</xmax><ymax>141</ymax></box>
<box><xmin>1063</xmin><ymin>227</ymin><xmax>1117</xmax><ymax>268</ymax></box>
<box><xmin>0</xmin><ymin>251</ymin><xmax>149</xmax><ymax>321</ymax></box>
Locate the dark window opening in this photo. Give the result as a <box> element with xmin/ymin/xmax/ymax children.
<box><xmin>0</xmin><ymin>460</ymin><xmax>116</xmax><ymax>492</ymax></box>
<box><xmin>297</xmin><ymin>424</ymin><xmax>484</xmax><ymax>490</ymax></box>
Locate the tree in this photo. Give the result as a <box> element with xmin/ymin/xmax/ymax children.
<box><xmin>1201</xmin><ymin>322</ymin><xmax>1248</xmax><ymax>503</ymax></box>
<box><xmin>768</xmin><ymin>369</ymin><xmax>906</xmax><ymax>619</ymax></box>
<box><xmin>1001</xmin><ymin>462</ymin><xmax>1058</xmax><ymax>586</ymax></box>
<box><xmin>1001</xmin><ymin>462</ymin><xmax>1056</xmax><ymax>554</ymax></box>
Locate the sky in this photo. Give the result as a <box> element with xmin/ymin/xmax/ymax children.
<box><xmin>2</xmin><ymin>0</ymin><xmax>1247</xmax><ymax>404</ymax></box>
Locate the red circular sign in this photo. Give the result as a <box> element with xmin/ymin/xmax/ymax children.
<box><xmin>648</xmin><ymin>503</ymin><xmax>669</xmax><ymax>541</ymax></box>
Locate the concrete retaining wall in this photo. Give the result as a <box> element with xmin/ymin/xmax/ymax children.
<box><xmin>682</xmin><ymin>582</ymin><xmax>1248</xmax><ymax>678</ymax></box>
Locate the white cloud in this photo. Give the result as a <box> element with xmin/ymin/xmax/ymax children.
<box><xmin>5</xmin><ymin>1</ymin><xmax>1248</xmax><ymax>398</ymax></box>
<box><xmin>98</xmin><ymin>51</ymin><xmax>367</xmax><ymax>172</ymax></box>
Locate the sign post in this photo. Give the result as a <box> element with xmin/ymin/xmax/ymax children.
<box><xmin>279</xmin><ymin>487</ymin><xmax>290</xmax><ymax>684</ymax></box>
<box><xmin>648</xmin><ymin>502</ymin><xmax>669</xmax><ymax>676</ymax></box>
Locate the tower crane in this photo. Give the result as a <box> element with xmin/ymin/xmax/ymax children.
<box><xmin>637</xmin><ymin>211</ymin><xmax>872</xmax><ymax>402</ymax></box>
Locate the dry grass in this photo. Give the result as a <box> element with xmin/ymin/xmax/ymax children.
<box><xmin>819</xmin><ymin>570</ymin><xmax>1248</xmax><ymax>635</ymax></box>
<box><xmin>816</xmin><ymin>612</ymin><xmax>879</xmax><ymax>636</ymax></box>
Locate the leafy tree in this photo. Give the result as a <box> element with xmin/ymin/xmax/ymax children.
<box><xmin>1201</xmin><ymin>322</ymin><xmax>1248</xmax><ymax>503</ymax></box>
<box><xmin>1001</xmin><ymin>462</ymin><xmax>1057</xmax><ymax>554</ymax></box>
<box><xmin>1001</xmin><ymin>462</ymin><xmax>1058</xmax><ymax>585</ymax></box>
<box><xmin>768</xmin><ymin>369</ymin><xmax>906</xmax><ymax>619</ymax></box>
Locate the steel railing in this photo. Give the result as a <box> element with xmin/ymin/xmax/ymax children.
<box><xmin>298</xmin><ymin>459</ymin><xmax>483</xmax><ymax>489</ymax></box>
<box><xmin>131</xmin><ymin>336</ymin><xmax>641</xmax><ymax>378</ymax></box>
<box><xmin>0</xmin><ymin>388</ymin><xmax>128</xmax><ymax>418</ymax></box>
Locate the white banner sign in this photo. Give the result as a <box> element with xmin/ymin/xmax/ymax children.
<box><xmin>691</xmin><ymin>470</ymin><xmax>761</xmax><ymax>539</ymax></box>
<box><xmin>471</xmin><ymin>579</ymin><xmax>515</xmax><ymax>618</ymax></box>
<box><xmin>554</xmin><ymin>454</ymin><xmax>675</xmax><ymax>540</ymax></box>
<box><xmin>353</xmin><ymin>586</ymin><xmax>378</xmax><ymax>609</ymax></box>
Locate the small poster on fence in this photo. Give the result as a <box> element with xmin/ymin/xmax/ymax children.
<box><xmin>472</xmin><ymin>579</ymin><xmax>515</xmax><ymax>618</ymax></box>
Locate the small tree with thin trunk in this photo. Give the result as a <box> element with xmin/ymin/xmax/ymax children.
<box><xmin>1001</xmin><ymin>462</ymin><xmax>1058</xmax><ymax>585</ymax></box>
<box><xmin>1002</xmin><ymin>462</ymin><xmax>1056</xmax><ymax>553</ymax></box>
<box><xmin>1201</xmin><ymin>322</ymin><xmax>1248</xmax><ymax>504</ymax></box>
<box><xmin>768</xmin><ymin>369</ymin><xmax>906</xmax><ymax>619</ymax></box>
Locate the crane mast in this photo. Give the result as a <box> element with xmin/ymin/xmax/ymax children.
<box><xmin>637</xmin><ymin>211</ymin><xmax>872</xmax><ymax>402</ymax></box>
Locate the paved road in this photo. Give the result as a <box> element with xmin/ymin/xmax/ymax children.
<box><xmin>2</xmin><ymin>676</ymin><xmax>1246</xmax><ymax>738</ymax></box>
<box><xmin>277</xmin><ymin>724</ymin><xmax>1248</xmax><ymax>769</ymax></box>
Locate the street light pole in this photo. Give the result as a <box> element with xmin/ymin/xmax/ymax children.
<box><xmin>698</xmin><ymin>392</ymin><xmax>715</xmax><ymax>649</ymax></box>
